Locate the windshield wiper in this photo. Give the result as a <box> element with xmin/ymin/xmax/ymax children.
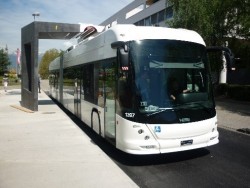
<box><xmin>192</xmin><ymin>102</ymin><xmax>213</xmax><ymax>114</ymax></box>
<box><xmin>146</xmin><ymin>108</ymin><xmax>174</xmax><ymax>117</ymax></box>
<box><xmin>174</xmin><ymin>102</ymin><xmax>213</xmax><ymax>114</ymax></box>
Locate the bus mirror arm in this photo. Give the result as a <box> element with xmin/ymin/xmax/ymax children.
<box><xmin>111</xmin><ymin>41</ymin><xmax>128</xmax><ymax>52</ymax></box>
<box><xmin>206</xmin><ymin>46</ymin><xmax>235</xmax><ymax>71</ymax></box>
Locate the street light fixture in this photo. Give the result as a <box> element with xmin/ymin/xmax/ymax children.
<box><xmin>32</xmin><ymin>12</ymin><xmax>40</xmax><ymax>21</ymax></box>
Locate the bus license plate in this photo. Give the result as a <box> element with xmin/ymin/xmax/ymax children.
<box><xmin>181</xmin><ymin>139</ymin><xmax>193</xmax><ymax>146</ymax></box>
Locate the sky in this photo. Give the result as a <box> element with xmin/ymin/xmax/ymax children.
<box><xmin>0</xmin><ymin>0</ymin><xmax>133</xmax><ymax>54</ymax></box>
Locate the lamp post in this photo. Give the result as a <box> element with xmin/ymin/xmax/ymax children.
<box><xmin>32</xmin><ymin>12</ymin><xmax>40</xmax><ymax>21</ymax></box>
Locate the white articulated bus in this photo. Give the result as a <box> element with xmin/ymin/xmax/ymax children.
<box><xmin>49</xmin><ymin>24</ymin><xmax>233</xmax><ymax>155</ymax></box>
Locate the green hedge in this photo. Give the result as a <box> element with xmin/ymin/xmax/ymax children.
<box><xmin>216</xmin><ymin>84</ymin><xmax>228</xmax><ymax>95</ymax></box>
<box><xmin>228</xmin><ymin>85</ymin><xmax>250</xmax><ymax>101</ymax></box>
<box><xmin>215</xmin><ymin>84</ymin><xmax>250</xmax><ymax>101</ymax></box>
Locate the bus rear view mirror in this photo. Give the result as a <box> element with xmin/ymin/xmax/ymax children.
<box><xmin>118</xmin><ymin>48</ymin><xmax>129</xmax><ymax>70</ymax></box>
<box><xmin>111</xmin><ymin>41</ymin><xmax>129</xmax><ymax>70</ymax></box>
<box><xmin>206</xmin><ymin>46</ymin><xmax>235</xmax><ymax>70</ymax></box>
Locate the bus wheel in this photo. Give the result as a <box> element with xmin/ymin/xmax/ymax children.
<box><xmin>91</xmin><ymin>110</ymin><xmax>101</xmax><ymax>135</ymax></box>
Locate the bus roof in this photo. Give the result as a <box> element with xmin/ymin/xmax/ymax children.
<box><xmin>49</xmin><ymin>25</ymin><xmax>206</xmax><ymax>70</ymax></box>
<box><xmin>106</xmin><ymin>24</ymin><xmax>205</xmax><ymax>46</ymax></box>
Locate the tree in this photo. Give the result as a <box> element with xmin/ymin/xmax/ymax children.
<box><xmin>166</xmin><ymin>0</ymin><xmax>250</xmax><ymax>80</ymax></box>
<box><xmin>38</xmin><ymin>49</ymin><xmax>61</xmax><ymax>79</ymax></box>
<box><xmin>167</xmin><ymin>0</ymin><xmax>250</xmax><ymax>46</ymax></box>
<box><xmin>0</xmin><ymin>47</ymin><xmax>11</xmax><ymax>75</ymax></box>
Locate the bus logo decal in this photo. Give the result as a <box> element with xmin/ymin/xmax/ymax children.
<box><xmin>154</xmin><ymin>126</ymin><xmax>161</xmax><ymax>133</ymax></box>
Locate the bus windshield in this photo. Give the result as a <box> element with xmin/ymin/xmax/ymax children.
<box><xmin>117</xmin><ymin>39</ymin><xmax>216</xmax><ymax>124</ymax></box>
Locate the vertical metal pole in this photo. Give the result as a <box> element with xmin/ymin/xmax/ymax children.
<box><xmin>59</xmin><ymin>55</ymin><xmax>63</xmax><ymax>103</ymax></box>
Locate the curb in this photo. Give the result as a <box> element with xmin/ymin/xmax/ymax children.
<box><xmin>10</xmin><ymin>104</ymin><xmax>35</xmax><ymax>113</ymax></box>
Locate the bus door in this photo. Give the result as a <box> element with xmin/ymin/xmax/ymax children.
<box><xmin>74</xmin><ymin>78</ymin><xmax>81</xmax><ymax>118</ymax></box>
<box><xmin>103</xmin><ymin>62</ymin><xmax>116</xmax><ymax>144</ymax></box>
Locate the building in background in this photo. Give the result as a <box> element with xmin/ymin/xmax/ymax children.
<box><xmin>100</xmin><ymin>0</ymin><xmax>250</xmax><ymax>85</ymax></box>
<box><xmin>100</xmin><ymin>0</ymin><xmax>173</xmax><ymax>28</ymax></box>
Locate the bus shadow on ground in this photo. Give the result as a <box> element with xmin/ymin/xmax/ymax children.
<box><xmin>237</xmin><ymin>128</ymin><xmax>250</xmax><ymax>134</ymax></box>
<box><xmin>52</xmin><ymin>97</ymin><xmax>210</xmax><ymax>166</ymax></box>
<box><xmin>38</xmin><ymin>99</ymin><xmax>55</xmax><ymax>105</ymax></box>
<box><xmin>5</xmin><ymin>90</ymin><xmax>21</xmax><ymax>95</ymax></box>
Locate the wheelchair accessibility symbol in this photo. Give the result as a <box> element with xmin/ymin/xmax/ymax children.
<box><xmin>154</xmin><ymin>126</ymin><xmax>161</xmax><ymax>133</ymax></box>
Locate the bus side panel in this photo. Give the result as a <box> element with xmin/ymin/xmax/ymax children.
<box><xmin>80</xmin><ymin>100</ymin><xmax>92</xmax><ymax>128</ymax></box>
<box><xmin>79</xmin><ymin>100</ymin><xmax>105</xmax><ymax>137</ymax></box>
<box><xmin>62</xmin><ymin>91</ymin><xmax>74</xmax><ymax>114</ymax></box>
<box><xmin>98</xmin><ymin>106</ymin><xmax>105</xmax><ymax>137</ymax></box>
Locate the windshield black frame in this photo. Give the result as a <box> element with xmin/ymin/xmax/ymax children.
<box><xmin>116</xmin><ymin>39</ymin><xmax>216</xmax><ymax>124</ymax></box>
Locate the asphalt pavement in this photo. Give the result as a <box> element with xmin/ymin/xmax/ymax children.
<box><xmin>0</xmin><ymin>81</ymin><xmax>249</xmax><ymax>188</ymax></box>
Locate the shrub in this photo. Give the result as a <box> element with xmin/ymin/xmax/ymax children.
<box><xmin>216</xmin><ymin>83</ymin><xmax>228</xmax><ymax>95</ymax></box>
<box><xmin>227</xmin><ymin>85</ymin><xmax>250</xmax><ymax>101</ymax></box>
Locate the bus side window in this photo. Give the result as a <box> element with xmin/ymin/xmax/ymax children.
<box><xmin>83</xmin><ymin>64</ymin><xmax>95</xmax><ymax>103</ymax></box>
<box><xmin>98</xmin><ymin>65</ymin><xmax>105</xmax><ymax>108</ymax></box>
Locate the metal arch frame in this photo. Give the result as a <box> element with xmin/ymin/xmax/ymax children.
<box><xmin>21</xmin><ymin>21</ymin><xmax>80</xmax><ymax>111</ymax></box>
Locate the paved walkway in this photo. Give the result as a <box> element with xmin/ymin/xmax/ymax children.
<box><xmin>215</xmin><ymin>96</ymin><xmax>250</xmax><ymax>133</ymax></box>
<box><xmin>0</xmin><ymin>88</ymin><xmax>138</xmax><ymax>188</ymax></box>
